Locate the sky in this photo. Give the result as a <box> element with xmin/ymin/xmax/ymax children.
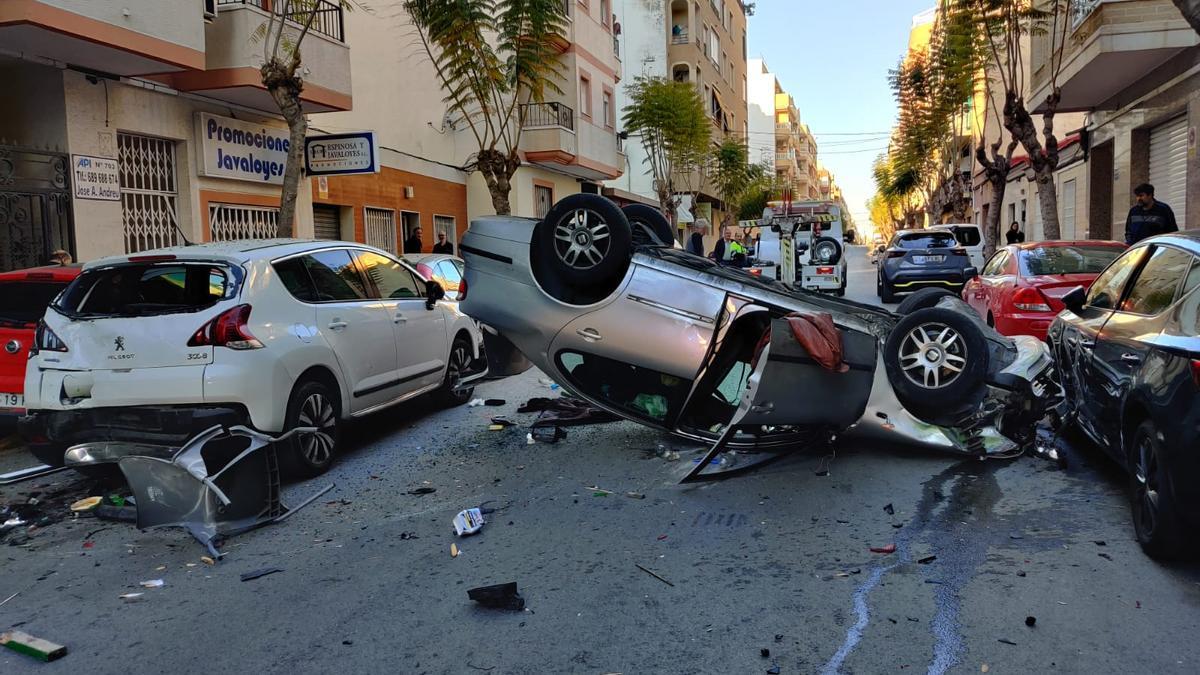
<box><xmin>748</xmin><ymin>0</ymin><xmax>935</xmax><ymax>227</ymax></box>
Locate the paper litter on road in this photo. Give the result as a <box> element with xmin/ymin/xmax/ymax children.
<box><xmin>139</xmin><ymin>579</ymin><xmax>164</xmax><ymax>588</ymax></box>
<box><xmin>453</xmin><ymin>508</ymin><xmax>485</xmax><ymax>536</ymax></box>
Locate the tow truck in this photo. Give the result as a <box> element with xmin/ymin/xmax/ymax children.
<box><xmin>750</xmin><ymin>200</ymin><xmax>848</xmax><ymax>296</ymax></box>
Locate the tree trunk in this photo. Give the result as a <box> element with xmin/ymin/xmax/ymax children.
<box><xmin>263</xmin><ymin>59</ymin><xmax>306</xmax><ymax>238</ymax></box>
<box><xmin>476</xmin><ymin>149</ymin><xmax>516</xmax><ymax>216</ymax></box>
<box><xmin>984</xmin><ymin>174</ymin><xmax>1006</xmax><ymax>258</ymax></box>
<box><xmin>1171</xmin><ymin>0</ymin><xmax>1200</xmax><ymax>35</ymax></box>
<box><xmin>1035</xmin><ymin>165</ymin><xmax>1060</xmax><ymax>240</ymax></box>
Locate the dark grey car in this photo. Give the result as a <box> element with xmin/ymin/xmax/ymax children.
<box><xmin>1049</xmin><ymin>232</ymin><xmax>1200</xmax><ymax>557</ymax></box>
<box><xmin>877</xmin><ymin>229</ymin><xmax>976</xmax><ymax>303</ymax></box>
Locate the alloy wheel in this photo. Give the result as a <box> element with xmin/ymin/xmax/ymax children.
<box><xmin>1134</xmin><ymin>435</ymin><xmax>1161</xmax><ymax>538</ymax></box>
<box><xmin>553</xmin><ymin>209</ymin><xmax>611</xmax><ymax>270</ymax></box>
<box><xmin>448</xmin><ymin>342</ymin><xmax>471</xmax><ymax>393</ymax></box>
<box><xmin>296</xmin><ymin>392</ymin><xmax>336</xmax><ymax>466</ymax></box>
<box><xmin>898</xmin><ymin>321</ymin><xmax>967</xmax><ymax>389</ymax></box>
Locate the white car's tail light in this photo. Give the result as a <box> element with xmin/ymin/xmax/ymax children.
<box><xmin>188</xmin><ymin>304</ymin><xmax>263</xmax><ymax>350</ymax></box>
<box><xmin>458</xmin><ymin>276</ymin><xmax>468</xmax><ymax>301</ymax></box>
<box><xmin>32</xmin><ymin>320</ymin><xmax>68</xmax><ymax>354</ymax></box>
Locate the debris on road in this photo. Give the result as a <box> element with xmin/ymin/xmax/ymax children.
<box><xmin>760</xmin><ymin>648</ymin><xmax>770</xmax><ymax>658</ymax></box>
<box><xmin>998</xmin><ymin>639</ymin><xmax>1017</xmax><ymax>646</ymax></box>
<box><xmin>467</xmin><ymin>582</ymin><xmax>526</xmax><ymax>610</ymax></box>
<box><xmin>1099</xmin><ymin>552</ymin><xmax>1113</xmax><ymax>561</ymax></box>
<box><xmin>531</xmin><ymin>426</ymin><xmax>566</xmax><ymax>443</ymax></box>
<box><xmin>625</xmin><ymin>491</ymin><xmax>646</xmax><ymax>500</ymax></box>
<box><xmin>883</xmin><ymin>503</ymin><xmax>894</xmax><ymax>515</ymax></box>
<box><xmin>467</xmin><ymin>398</ymin><xmax>486</xmax><ymax>407</ymax></box>
<box><xmin>767</xmin><ymin>666</ymin><xmax>781</xmax><ymax>674</ymax></box>
<box><xmin>119</xmin><ymin>592</ymin><xmax>144</xmax><ymax>602</ymax></box>
<box><xmin>453</xmin><ymin>508</ymin><xmax>486</xmax><ymax>536</ymax></box>
<box><xmin>520</xmin><ymin>397</ymin><xmax>618</xmax><ymax>427</ymax></box>
<box><xmin>70</xmin><ymin>496</ymin><xmax>102</xmax><ymax>513</ymax></box>
<box><xmin>917</xmin><ymin>555</ymin><xmax>937</xmax><ymax>564</ymax></box>
<box><xmin>409</xmin><ymin>487</ymin><xmax>437</xmax><ymax>496</ymax></box>
<box><xmin>1025</xmin><ymin>616</ymin><xmax>1036</xmax><ymax>627</ymax></box>
<box><xmin>0</xmin><ymin>591</ymin><xmax>18</xmax><ymax>607</ymax></box>
<box><xmin>450</xmin><ymin>543</ymin><xmax>460</xmax><ymax>558</ymax></box>
<box><xmin>489</xmin><ymin>416</ymin><xmax>516</xmax><ymax>428</ymax></box>
<box><xmin>484</xmin><ymin>399</ymin><xmax>506</xmax><ymax>406</ymax></box>
<box><xmin>634</xmin><ymin>563</ymin><xmax>674</xmax><ymax>587</ymax></box>
<box><xmin>201</xmin><ymin>556</ymin><xmax>216</xmax><ymax>566</ymax></box>
<box><xmin>1</xmin><ymin>630</ymin><xmax>67</xmax><ymax>662</ymax></box>
<box><xmin>869</xmin><ymin>543</ymin><xmax>897</xmax><ymax>554</ymax></box>
<box><xmin>1094</xmin><ymin>540</ymin><xmax>1107</xmax><ymax>546</ymax></box>
<box><xmin>140</xmin><ymin>579</ymin><xmax>164</xmax><ymax>588</ymax></box>
<box><xmin>240</xmin><ymin>567</ymin><xmax>284</xmax><ymax>582</ymax></box>
<box><xmin>774</xmin><ymin>634</ymin><xmax>784</xmax><ymax>642</ymax></box>
<box><xmin>94</xmin><ymin>503</ymin><xmax>137</xmax><ymax>523</ymax></box>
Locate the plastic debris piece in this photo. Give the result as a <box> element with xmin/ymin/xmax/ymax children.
<box><xmin>998</xmin><ymin>639</ymin><xmax>1017</xmax><ymax>646</ymax></box>
<box><xmin>981</xmin><ymin>665</ymin><xmax>989</xmax><ymax>673</ymax></box>
<box><xmin>155</xmin><ymin>565</ymin><xmax>167</xmax><ymax>571</ymax></box>
<box><xmin>767</xmin><ymin>666</ymin><xmax>781</xmax><ymax>675</ymax></box>
<box><xmin>453</xmin><ymin>508</ymin><xmax>486</xmax><ymax>536</ymax></box>
<box><xmin>140</xmin><ymin>579</ymin><xmax>164</xmax><ymax>588</ymax></box>
<box><xmin>1094</xmin><ymin>540</ymin><xmax>1107</xmax><ymax>546</ymax></box>
<box><xmin>917</xmin><ymin>555</ymin><xmax>937</xmax><ymax>564</ymax></box>
<box><xmin>657</xmin><ymin>534</ymin><xmax>668</xmax><ymax>541</ymax></box>
<box><xmin>467</xmin><ymin>399</ymin><xmax>486</xmax><ymax>407</ymax></box>
<box><xmin>201</xmin><ymin>556</ymin><xmax>216</xmax><ymax>566</ymax></box>
<box><xmin>119</xmin><ymin>593</ymin><xmax>143</xmax><ymax>602</ymax></box>
<box><xmin>70</xmin><ymin>496</ymin><xmax>103</xmax><ymax>513</ymax></box>
<box><xmin>409</xmin><ymin>487</ymin><xmax>437</xmax><ymax>495</ymax></box>
<box><xmin>1098</xmin><ymin>552</ymin><xmax>1113</xmax><ymax>561</ymax></box>
<box><xmin>1025</xmin><ymin>616</ymin><xmax>1036</xmax><ymax>627</ymax></box>
<box><xmin>531</xmin><ymin>426</ymin><xmax>566</xmax><ymax>443</ymax></box>
<box><xmin>240</xmin><ymin>567</ymin><xmax>284</xmax><ymax>582</ymax></box>
<box><xmin>869</xmin><ymin>543</ymin><xmax>897</xmax><ymax>554</ymax></box>
<box><xmin>760</xmin><ymin>648</ymin><xmax>770</xmax><ymax>658</ymax></box>
<box><xmin>490</xmin><ymin>416</ymin><xmax>516</xmax><ymax>427</ymax></box>
<box><xmin>0</xmin><ymin>630</ymin><xmax>67</xmax><ymax>662</ymax></box>
<box><xmin>484</xmin><ymin>399</ymin><xmax>506</xmax><ymax>406</ymax></box>
<box><xmin>526</xmin><ymin>433</ymin><xmax>536</xmax><ymax>445</ymax></box>
<box><xmin>82</xmin><ymin>541</ymin><xmax>94</xmax><ymax>549</ymax></box>
<box><xmin>774</xmin><ymin>634</ymin><xmax>784</xmax><ymax>642</ymax></box>
<box><xmin>883</xmin><ymin>503</ymin><xmax>894</xmax><ymax>515</ymax></box>
<box><xmin>450</xmin><ymin>543</ymin><xmax>460</xmax><ymax>558</ymax></box>
<box><xmin>467</xmin><ymin>582</ymin><xmax>525</xmax><ymax>610</ymax></box>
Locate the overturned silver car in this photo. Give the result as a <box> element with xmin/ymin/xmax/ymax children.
<box><xmin>460</xmin><ymin>195</ymin><xmax>1058</xmax><ymax>479</ymax></box>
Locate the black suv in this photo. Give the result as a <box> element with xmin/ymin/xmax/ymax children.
<box><xmin>1049</xmin><ymin>233</ymin><xmax>1200</xmax><ymax>557</ymax></box>
<box><xmin>877</xmin><ymin>230</ymin><xmax>976</xmax><ymax>303</ymax></box>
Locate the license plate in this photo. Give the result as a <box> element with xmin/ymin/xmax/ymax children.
<box><xmin>0</xmin><ymin>392</ymin><xmax>23</xmax><ymax>409</ymax></box>
<box><xmin>913</xmin><ymin>255</ymin><xmax>944</xmax><ymax>264</ymax></box>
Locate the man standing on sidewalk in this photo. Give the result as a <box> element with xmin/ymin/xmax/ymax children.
<box><xmin>1125</xmin><ymin>183</ymin><xmax>1178</xmax><ymax>245</ymax></box>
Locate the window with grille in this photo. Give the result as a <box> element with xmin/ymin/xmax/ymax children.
<box><xmin>119</xmin><ymin>133</ymin><xmax>181</xmax><ymax>253</ymax></box>
<box><xmin>434</xmin><ymin>215</ymin><xmax>456</xmax><ymax>247</ymax></box>
<box><xmin>364</xmin><ymin>207</ymin><xmax>397</xmax><ymax>253</ymax></box>
<box><xmin>209</xmin><ymin>203</ymin><xmax>280</xmax><ymax>241</ymax></box>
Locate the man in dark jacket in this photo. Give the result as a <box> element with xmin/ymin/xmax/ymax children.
<box><xmin>686</xmin><ymin>220</ymin><xmax>707</xmax><ymax>256</ymax></box>
<box><xmin>404</xmin><ymin>226</ymin><xmax>424</xmax><ymax>254</ymax></box>
<box><xmin>1125</xmin><ymin>183</ymin><xmax>1178</xmax><ymax>245</ymax></box>
<box><xmin>432</xmin><ymin>231</ymin><xmax>454</xmax><ymax>254</ymax></box>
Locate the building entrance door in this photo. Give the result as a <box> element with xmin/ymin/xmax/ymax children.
<box><xmin>0</xmin><ymin>146</ymin><xmax>74</xmax><ymax>272</ymax></box>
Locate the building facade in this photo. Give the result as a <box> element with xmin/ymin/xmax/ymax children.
<box><xmin>774</xmin><ymin>94</ymin><xmax>820</xmax><ymax>200</ymax></box>
<box><xmin>317</xmin><ymin>0</ymin><xmax>625</xmax><ymax>255</ymax></box>
<box><xmin>0</xmin><ymin>0</ymin><xmax>353</xmax><ymax>271</ymax></box>
<box><xmin>1030</xmin><ymin>0</ymin><xmax>1200</xmax><ymax>241</ymax></box>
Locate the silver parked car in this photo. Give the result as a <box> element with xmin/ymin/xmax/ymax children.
<box><xmin>459</xmin><ymin>194</ymin><xmax>1058</xmax><ymax>478</ymax></box>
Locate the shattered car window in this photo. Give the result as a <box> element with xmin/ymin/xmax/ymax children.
<box><xmin>557</xmin><ymin>351</ymin><xmax>689</xmax><ymax>423</ymax></box>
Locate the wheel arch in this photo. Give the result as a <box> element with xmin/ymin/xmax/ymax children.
<box><xmin>293</xmin><ymin>365</ymin><xmax>344</xmax><ymax>418</ymax></box>
<box><xmin>1121</xmin><ymin>397</ymin><xmax>1152</xmax><ymax>466</ymax></box>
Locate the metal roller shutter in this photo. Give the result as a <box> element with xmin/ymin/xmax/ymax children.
<box><xmin>1148</xmin><ymin>116</ymin><xmax>1188</xmax><ymax>227</ymax></box>
<box><xmin>313</xmin><ymin>204</ymin><xmax>341</xmax><ymax>240</ymax></box>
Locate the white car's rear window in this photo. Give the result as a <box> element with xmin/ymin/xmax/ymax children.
<box><xmin>56</xmin><ymin>263</ymin><xmax>230</xmax><ymax>318</ymax></box>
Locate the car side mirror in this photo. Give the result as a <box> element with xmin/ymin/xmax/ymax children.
<box><xmin>1062</xmin><ymin>286</ymin><xmax>1086</xmax><ymax>314</ymax></box>
<box><xmin>964</xmin><ymin>266</ymin><xmax>978</xmax><ymax>281</ymax></box>
<box><xmin>425</xmin><ymin>279</ymin><xmax>446</xmax><ymax>309</ymax></box>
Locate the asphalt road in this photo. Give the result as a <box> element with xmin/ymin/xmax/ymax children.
<box><xmin>2</xmin><ymin>246</ymin><xmax>1199</xmax><ymax>674</ymax></box>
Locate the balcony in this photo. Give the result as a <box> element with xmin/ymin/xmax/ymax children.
<box><xmin>1032</xmin><ymin>0</ymin><xmax>1199</xmax><ymax>112</ymax></box>
<box><xmin>775</xmin><ymin>150</ymin><xmax>796</xmax><ymax>167</ymax></box>
<box><xmin>519</xmin><ymin>102</ymin><xmax>622</xmax><ymax>180</ymax></box>
<box><xmin>154</xmin><ymin>0</ymin><xmax>351</xmax><ymax>113</ymax></box>
<box><xmin>0</xmin><ymin>0</ymin><xmax>206</xmax><ymax>76</ymax></box>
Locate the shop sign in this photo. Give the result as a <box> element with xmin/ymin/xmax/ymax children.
<box><xmin>305</xmin><ymin>132</ymin><xmax>379</xmax><ymax>176</ymax></box>
<box><xmin>196</xmin><ymin>112</ymin><xmax>290</xmax><ymax>185</ymax></box>
<box><xmin>71</xmin><ymin>155</ymin><xmax>120</xmax><ymax>201</ymax></box>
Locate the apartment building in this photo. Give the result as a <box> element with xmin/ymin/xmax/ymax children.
<box><xmin>314</xmin><ymin>0</ymin><xmax>624</xmax><ymax>255</ymax></box>
<box><xmin>774</xmin><ymin>94</ymin><xmax>821</xmax><ymax>200</ymax></box>
<box><xmin>746</xmin><ymin>58</ymin><xmax>778</xmax><ymax>172</ymax></box>
<box><xmin>1029</xmin><ymin>0</ymin><xmax>1200</xmax><ymax>240</ymax></box>
<box><xmin>0</xmin><ymin>0</ymin><xmax>353</xmax><ymax>271</ymax></box>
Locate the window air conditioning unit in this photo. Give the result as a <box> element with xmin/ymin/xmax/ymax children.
<box><xmin>403</xmin><ymin>186</ymin><xmax>415</xmax><ymax>199</ymax></box>
<box><xmin>204</xmin><ymin>0</ymin><xmax>218</xmax><ymax>21</ymax></box>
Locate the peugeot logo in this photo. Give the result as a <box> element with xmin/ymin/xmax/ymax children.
<box><xmin>4</xmin><ymin>339</ymin><xmax>18</xmax><ymax>355</ymax></box>
<box><xmin>114</xmin><ymin>336</ymin><xmax>126</xmax><ymax>352</ymax></box>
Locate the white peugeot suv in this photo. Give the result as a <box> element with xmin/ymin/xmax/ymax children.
<box><xmin>20</xmin><ymin>240</ymin><xmax>486</xmax><ymax>477</ymax></box>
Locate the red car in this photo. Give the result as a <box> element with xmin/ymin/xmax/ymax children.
<box><xmin>0</xmin><ymin>265</ymin><xmax>81</xmax><ymax>422</ymax></box>
<box><xmin>963</xmin><ymin>240</ymin><xmax>1127</xmax><ymax>340</ymax></box>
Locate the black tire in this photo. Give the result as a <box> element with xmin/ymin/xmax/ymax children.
<box><xmin>280</xmin><ymin>378</ymin><xmax>341</xmax><ymax>479</ymax></box>
<box><xmin>436</xmin><ymin>335</ymin><xmax>476</xmax><ymax>407</ymax></box>
<box><xmin>1129</xmin><ymin>419</ymin><xmax>1184</xmax><ymax>558</ymax></box>
<box><xmin>622</xmin><ymin>204</ymin><xmax>674</xmax><ymax>247</ymax></box>
<box><xmin>896</xmin><ymin>288</ymin><xmax>958</xmax><ymax>315</ymax></box>
<box><xmin>810</xmin><ymin>236</ymin><xmax>843</xmax><ymax>265</ymax></box>
<box><xmin>878</xmin><ymin>275</ymin><xmax>898</xmax><ymax>303</ymax></box>
<box><xmin>884</xmin><ymin>307</ymin><xmax>989</xmax><ymax>424</ymax></box>
<box><xmin>535</xmin><ymin>194</ymin><xmax>632</xmax><ymax>286</ymax></box>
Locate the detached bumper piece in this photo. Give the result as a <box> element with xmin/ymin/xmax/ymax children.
<box><xmin>104</xmin><ymin>425</ymin><xmax>333</xmax><ymax>558</ymax></box>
